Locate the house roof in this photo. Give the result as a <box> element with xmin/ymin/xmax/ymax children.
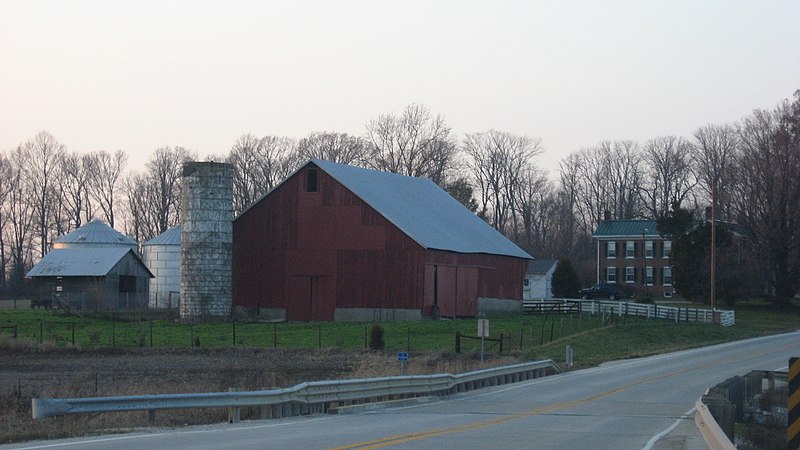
<box><xmin>144</xmin><ymin>225</ymin><xmax>181</xmax><ymax>246</ymax></box>
<box><xmin>239</xmin><ymin>159</ymin><xmax>532</xmax><ymax>259</ymax></box>
<box><xmin>55</xmin><ymin>219</ymin><xmax>138</xmax><ymax>246</ymax></box>
<box><xmin>26</xmin><ymin>248</ymin><xmax>153</xmax><ymax>278</ymax></box>
<box><xmin>527</xmin><ymin>259</ymin><xmax>558</xmax><ymax>274</ymax></box>
<box><xmin>593</xmin><ymin>220</ymin><xmax>660</xmax><ymax>238</ymax></box>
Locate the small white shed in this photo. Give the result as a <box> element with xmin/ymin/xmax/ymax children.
<box><xmin>523</xmin><ymin>259</ymin><xmax>558</xmax><ymax>300</ymax></box>
<box><xmin>142</xmin><ymin>226</ymin><xmax>181</xmax><ymax>309</ymax></box>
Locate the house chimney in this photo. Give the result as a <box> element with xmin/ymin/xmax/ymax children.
<box><xmin>603</xmin><ymin>210</ymin><xmax>611</xmax><ymax>221</ymax></box>
<box><xmin>705</xmin><ymin>206</ymin><xmax>712</xmax><ymax>221</ymax></box>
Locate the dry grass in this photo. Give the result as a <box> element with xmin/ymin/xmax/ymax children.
<box><xmin>0</xmin><ymin>336</ymin><xmax>520</xmax><ymax>444</ymax></box>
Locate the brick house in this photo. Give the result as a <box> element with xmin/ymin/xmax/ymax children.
<box><xmin>592</xmin><ymin>220</ymin><xmax>674</xmax><ymax>298</ymax></box>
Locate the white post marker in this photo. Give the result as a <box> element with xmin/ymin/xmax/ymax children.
<box><xmin>397</xmin><ymin>351</ymin><xmax>408</xmax><ymax>375</ymax></box>
<box><xmin>478</xmin><ymin>319</ymin><xmax>489</xmax><ymax>362</ymax></box>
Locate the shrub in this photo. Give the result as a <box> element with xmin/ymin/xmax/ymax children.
<box><xmin>369</xmin><ymin>325</ymin><xmax>384</xmax><ymax>350</ymax></box>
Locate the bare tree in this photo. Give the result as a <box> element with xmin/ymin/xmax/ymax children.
<box><xmin>88</xmin><ymin>149</ymin><xmax>127</xmax><ymax>228</ymax></box>
<box><xmin>3</xmin><ymin>146</ymin><xmax>35</xmax><ymax>292</ymax></box>
<box><xmin>463</xmin><ymin>130</ymin><xmax>543</xmax><ymax>233</ymax></box>
<box><xmin>22</xmin><ymin>131</ymin><xmax>65</xmax><ymax>257</ymax></box>
<box><xmin>122</xmin><ymin>146</ymin><xmax>195</xmax><ymax>241</ymax></box>
<box><xmin>734</xmin><ymin>97</ymin><xmax>800</xmax><ymax>302</ymax></box>
<box><xmin>0</xmin><ymin>152</ymin><xmax>12</xmax><ymax>290</ymax></box>
<box><xmin>59</xmin><ymin>151</ymin><xmax>94</xmax><ymax>230</ymax></box>
<box><xmin>605</xmin><ymin>140</ymin><xmax>645</xmax><ymax>219</ymax></box>
<box><xmin>297</xmin><ymin>132</ymin><xmax>369</xmax><ymax>165</ymax></box>
<box><xmin>514</xmin><ymin>166</ymin><xmax>554</xmax><ymax>254</ymax></box>
<box><xmin>365</xmin><ymin>103</ymin><xmax>458</xmax><ymax>185</ymax></box>
<box><xmin>692</xmin><ymin>124</ymin><xmax>738</xmax><ymax>219</ymax></box>
<box><xmin>639</xmin><ymin>136</ymin><xmax>696</xmax><ymax>218</ymax></box>
<box><xmin>227</xmin><ymin>134</ymin><xmax>299</xmax><ymax>215</ymax></box>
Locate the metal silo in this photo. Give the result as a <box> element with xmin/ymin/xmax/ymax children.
<box><xmin>142</xmin><ymin>225</ymin><xmax>181</xmax><ymax>309</ymax></box>
<box><xmin>180</xmin><ymin>161</ymin><xmax>234</xmax><ymax>319</ymax></box>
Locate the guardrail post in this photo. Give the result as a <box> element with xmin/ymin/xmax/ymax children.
<box><xmin>228</xmin><ymin>388</ymin><xmax>241</xmax><ymax>423</ymax></box>
<box><xmin>148</xmin><ymin>409</ymin><xmax>156</xmax><ymax>425</ymax></box>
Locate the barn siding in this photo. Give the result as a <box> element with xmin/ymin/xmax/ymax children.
<box><xmin>233</xmin><ymin>166</ymin><xmax>427</xmax><ymax>321</ymax></box>
<box><xmin>233</xmin><ymin>163</ymin><xmax>528</xmax><ymax>321</ymax></box>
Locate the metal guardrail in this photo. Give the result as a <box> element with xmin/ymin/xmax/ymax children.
<box><xmin>32</xmin><ymin>359</ymin><xmax>561</xmax><ymax>420</ymax></box>
<box><xmin>522</xmin><ymin>299</ymin><xmax>735</xmax><ymax>326</ymax></box>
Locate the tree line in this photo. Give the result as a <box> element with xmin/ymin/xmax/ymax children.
<box><xmin>1</xmin><ymin>91</ymin><xmax>798</xmax><ymax>304</ymax></box>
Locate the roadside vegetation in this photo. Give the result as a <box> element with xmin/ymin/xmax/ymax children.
<box><xmin>0</xmin><ymin>299</ymin><xmax>797</xmax><ymax>444</ymax></box>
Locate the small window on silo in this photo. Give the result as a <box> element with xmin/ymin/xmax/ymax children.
<box><xmin>307</xmin><ymin>168</ymin><xmax>318</xmax><ymax>192</ymax></box>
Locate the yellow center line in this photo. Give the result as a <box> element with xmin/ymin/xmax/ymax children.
<box><xmin>332</xmin><ymin>344</ymin><xmax>794</xmax><ymax>450</ymax></box>
<box><xmin>331</xmin><ymin>369</ymin><xmax>679</xmax><ymax>450</ymax></box>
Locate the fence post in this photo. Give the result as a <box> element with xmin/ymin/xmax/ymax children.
<box><xmin>149</xmin><ymin>320</ymin><xmax>154</xmax><ymax>347</ymax></box>
<box><xmin>455</xmin><ymin>331</ymin><xmax>461</xmax><ymax>353</ymax></box>
<box><xmin>273</xmin><ymin>323</ymin><xmax>277</xmax><ymax>348</ymax></box>
<box><xmin>71</xmin><ymin>323</ymin><xmax>75</xmax><ymax>346</ymax></box>
<box><xmin>39</xmin><ymin>321</ymin><xmax>43</xmax><ymax>343</ymax></box>
<box><xmin>233</xmin><ymin>321</ymin><xmax>237</xmax><ymax>347</ymax></box>
<box><xmin>499</xmin><ymin>333</ymin><xmax>504</xmax><ymax>353</ymax></box>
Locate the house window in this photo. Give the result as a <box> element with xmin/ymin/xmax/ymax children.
<box><xmin>645</xmin><ymin>241</ymin><xmax>653</xmax><ymax>258</ymax></box>
<box><xmin>663</xmin><ymin>267</ymin><xmax>672</xmax><ymax>286</ymax></box>
<box><xmin>523</xmin><ymin>278</ymin><xmax>530</xmax><ymax>287</ymax></box>
<box><xmin>663</xmin><ymin>291</ymin><xmax>673</xmax><ymax>299</ymax></box>
<box><xmin>625</xmin><ymin>241</ymin><xmax>635</xmax><ymax>258</ymax></box>
<box><xmin>663</xmin><ymin>240</ymin><xmax>671</xmax><ymax>258</ymax></box>
<box><xmin>606</xmin><ymin>267</ymin><xmax>616</xmax><ymax>283</ymax></box>
<box><xmin>645</xmin><ymin>267</ymin><xmax>654</xmax><ymax>286</ymax></box>
<box><xmin>625</xmin><ymin>267</ymin><xmax>635</xmax><ymax>283</ymax></box>
<box><xmin>606</xmin><ymin>241</ymin><xmax>616</xmax><ymax>259</ymax></box>
<box><xmin>306</xmin><ymin>168</ymin><xmax>318</xmax><ymax>192</ymax></box>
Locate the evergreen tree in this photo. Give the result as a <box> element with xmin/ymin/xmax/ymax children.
<box><xmin>551</xmin><ymin>259</ymin><xmax>582</xmax><ymax>298</ymax></box>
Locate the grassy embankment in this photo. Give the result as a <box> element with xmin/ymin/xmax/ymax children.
<box><xmin>1</xmin><ymin>299</ymin><xmax>798</xmax><ymax>368</ymax></box>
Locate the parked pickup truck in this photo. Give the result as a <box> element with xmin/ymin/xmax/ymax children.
<box><xmin>579</xmin><ymin>282</ymin><xmax>628</xmax><ymax>300</ymax></box>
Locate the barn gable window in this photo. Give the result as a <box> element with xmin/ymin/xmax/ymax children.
<box><xmin>307</xmin><ymin>168</ymin><xmax>318</xmax><ymax>192</ymax></box>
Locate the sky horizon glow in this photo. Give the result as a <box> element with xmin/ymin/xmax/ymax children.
<box><xmin>1</xmin><ymin>0</ymin><xmax>798</xmax><ymax>176</ymax></box>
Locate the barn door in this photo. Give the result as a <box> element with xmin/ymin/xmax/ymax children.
<box><xmin>286</xmin><ymin>275</ymin><xmax>334</xmax><ymax>321</ymax></box>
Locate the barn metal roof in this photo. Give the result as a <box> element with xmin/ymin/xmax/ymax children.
<box><xmin>311</xmin><ymin>159</ymin><xmax>532</xmax><ymax>259</ymax></box>
<box><xmin>144</xmin><ymin>225</ymin><xmax>181</xmax><ymax>246</ymax></box>
<box><xmin>593</xmin><ymin>220</ymin><xmax>660</xmax><ymax>238</ymax></box>
<box><xmin>55</xmin><ymin>219</ymin><xmax>137</xmax><ymax>246</ymax></box>
<box><xmin>26</xmin><ymin>248</ymin><xmax>153</xmax><ymax>278</ymax></box>
<box><xmin>527</xmin><ymin>259</ymin><xmax>558</xmax><ymax>274</ymax></box>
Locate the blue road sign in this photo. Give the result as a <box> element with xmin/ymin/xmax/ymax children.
<box><xmin>397</xmin><ymin>351</ymin><xmax>409</xmax><ymax>361</ymax></box>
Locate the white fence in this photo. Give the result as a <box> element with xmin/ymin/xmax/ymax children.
<box><xmin>522</xmin><ymin>299</ymin><xmax>735</xmax><ymax>326</ymax></box>
<box><xmin>32</xmin><ymin>359</ymin><xmax>561</xmax><ymax>420</ymax></box>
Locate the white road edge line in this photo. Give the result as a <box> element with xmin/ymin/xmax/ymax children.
<box><xmin>641</xmin><ymin>407</ymin><xmax>696</xmax><ymax>450</ymax></box>
<box><xmin>11</xmin><ymin>416</ymin><xmax>335</xmax><ymax>450</ymax></box>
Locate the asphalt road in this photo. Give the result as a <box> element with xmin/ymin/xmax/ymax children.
<box><xmin>7</xmin><ymin>331</ymin><xmax>799</xmax><ymax>450</ymax></box>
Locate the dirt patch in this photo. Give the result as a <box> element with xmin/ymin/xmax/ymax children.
<box><xmin>0</xmin><ymin>337</ymin><xmax>521</xmax><ymax>444</ymax></box>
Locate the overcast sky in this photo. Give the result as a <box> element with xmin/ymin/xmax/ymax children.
<box><xmin>1</xmin><ymin>0</ymin><xmax>798</xmax><ymax>174</ymax></box>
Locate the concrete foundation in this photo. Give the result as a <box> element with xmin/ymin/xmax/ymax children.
<box><xmin>333</xmin><ymin>308</ymin><xmax>423</xmax><ymax>322</ymax></box>
<box><xmin>477</xmin><ymin>297</ymin><xmax>522</xmax><ymax>316</ymax></box>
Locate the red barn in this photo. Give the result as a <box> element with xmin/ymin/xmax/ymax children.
<box><xmin>232</xmin><ymin>159</ymin><xmax>532</xmax><ymax>321</ymax></box>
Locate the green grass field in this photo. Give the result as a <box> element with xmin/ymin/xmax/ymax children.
<box><xmin>1</xmin><ymin>299</ymin><xmax>798</xmax><ymax>369</ymax></box>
